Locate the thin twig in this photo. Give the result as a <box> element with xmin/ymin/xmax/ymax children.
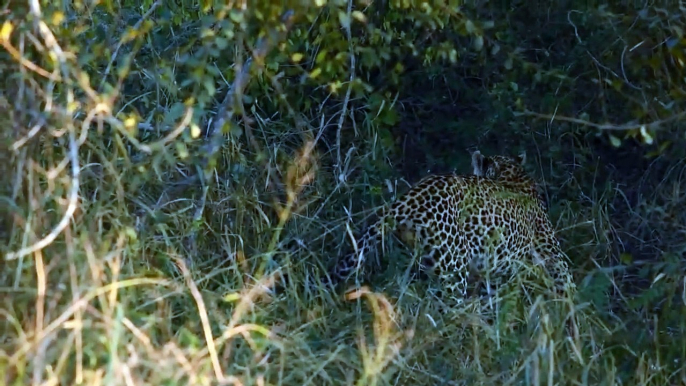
<box><xmin>185</xmin><ymin>10</ymin><xmax>296</xmax><ymax>252</ymax></box>
<box><xmin>516</xmin><ymin>109</ymin><xmax>686</xmax><ymax>131</ymax></box>
<box><xmin>98</xmin><ymin>0</ymin><xmax>163</xmax><ymax>91</ymax></box>
<box><xmin>335</xmin><ymin>0</ymin><xmax>356</xmax><ymax>183</ymax></box>
<box><xmin>5</xmin><ymin>122</ymin><xmax>80</xmax><ymax>261</ymax></box>
<box><xmin>5</xmin><ymin>0</ymin><xmax>82</xmax><ymax>261</ymax></box>
<box><xmin>205</xmin><ymin>10</ymin><xmax>296</xmax><ymax>154</ymax></box>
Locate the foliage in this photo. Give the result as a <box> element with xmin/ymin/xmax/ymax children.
<box><xmin>1</xmin><ymin>0</ymin><xmax>686</xmax><ymax>385</ymax></box>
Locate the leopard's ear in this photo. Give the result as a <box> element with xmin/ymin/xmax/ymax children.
<box><xmin>515</xmin><ymin>151</ymin><xmax>526</xmax><ymax>166</ymax></box>
<box><xmin>471</xmin><ymin>150</ymin><xmax>486</xmax><ymax>176</ymax></box>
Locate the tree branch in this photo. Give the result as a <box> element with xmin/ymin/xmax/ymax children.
<box><xmin>516</xmin><ymin>109</ymin><xmax>686</xmax><ymax>132</ymax></box>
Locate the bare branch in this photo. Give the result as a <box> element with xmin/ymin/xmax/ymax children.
<box><xmin>98</xmin><ymin>0</ymin><xmax>163</xmax><ymax>91</ymax></box>
<box><xmin>516</xmin><ymin>109</ymin><xmax>686</xmax><ymax>132</ymax></box>
<box><xmin>5</xmin><ymin>1</ymin><xmax>82</xmax><ymax>261</ymax></box>
<box><xmin>204</xmin><ymin>9</ymin><xmax>297</xmax><ymax>167</ymax></box>
<box><xmin>5</xmin><ymin>122</ymin><xmax>80</xmax><ymax>260</ymax></box>
<box><xmin>185</xmin><ymin>10</ymin><xmax>297</xmax><ymax>254</ymax></box>
<box><xmin>335</xmin><ymin>0</ymin><xmax>356</xmax><ymax>183</ymax></box>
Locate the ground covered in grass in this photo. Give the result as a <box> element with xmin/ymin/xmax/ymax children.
<box><xmin>2</xmin><ymin>1</ymin><xmax>686</xmax><ymax>385</ymax></box>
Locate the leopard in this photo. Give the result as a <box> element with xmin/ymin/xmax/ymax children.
<box><xmin>315</xmin><ymin>150</ymin><xmax>575</xmax><ymax>302</ymax></box>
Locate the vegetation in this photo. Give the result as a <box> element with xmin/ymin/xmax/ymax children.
<box><xmin>2</xmin><ymin>1</ymin><xmax>685</xmax><ymax>385</ymax></box>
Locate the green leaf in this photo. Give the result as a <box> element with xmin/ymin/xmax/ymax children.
<box><xmin>609</xmin><ymin>134</ymin><xmax>622</xmax><ymax>148</ymax></box>
<box><xmin>473</xmin><ymin>35</ymin><xmax>484</xmax><ymax>51</ymax></box>
<box><xmin>338</xmin><ymin>11</ymin><xmax>351</xmax><ymax>30</ymax></box>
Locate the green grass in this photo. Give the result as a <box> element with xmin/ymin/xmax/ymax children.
<box><xmin>3</xmin><ymin>128</ymin><xmax>685</xmax><ymax>385</ymax></box>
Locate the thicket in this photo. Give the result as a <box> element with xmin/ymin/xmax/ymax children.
<box><xmin>1</xmin><ymin>1</ymin><xmax>685</xmax><ymax>385</ymax></box>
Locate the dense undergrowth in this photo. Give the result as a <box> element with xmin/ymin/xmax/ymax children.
<box><xmin>2</xmin><ymin>1</ymin><xmax>686</xmax><ymax>385</ymax></box>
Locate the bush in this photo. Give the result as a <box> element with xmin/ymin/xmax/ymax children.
<box><xmin>2</xmin><ymin>1</ymin><xmax>685</xmax><ymax>385</ymax></box>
